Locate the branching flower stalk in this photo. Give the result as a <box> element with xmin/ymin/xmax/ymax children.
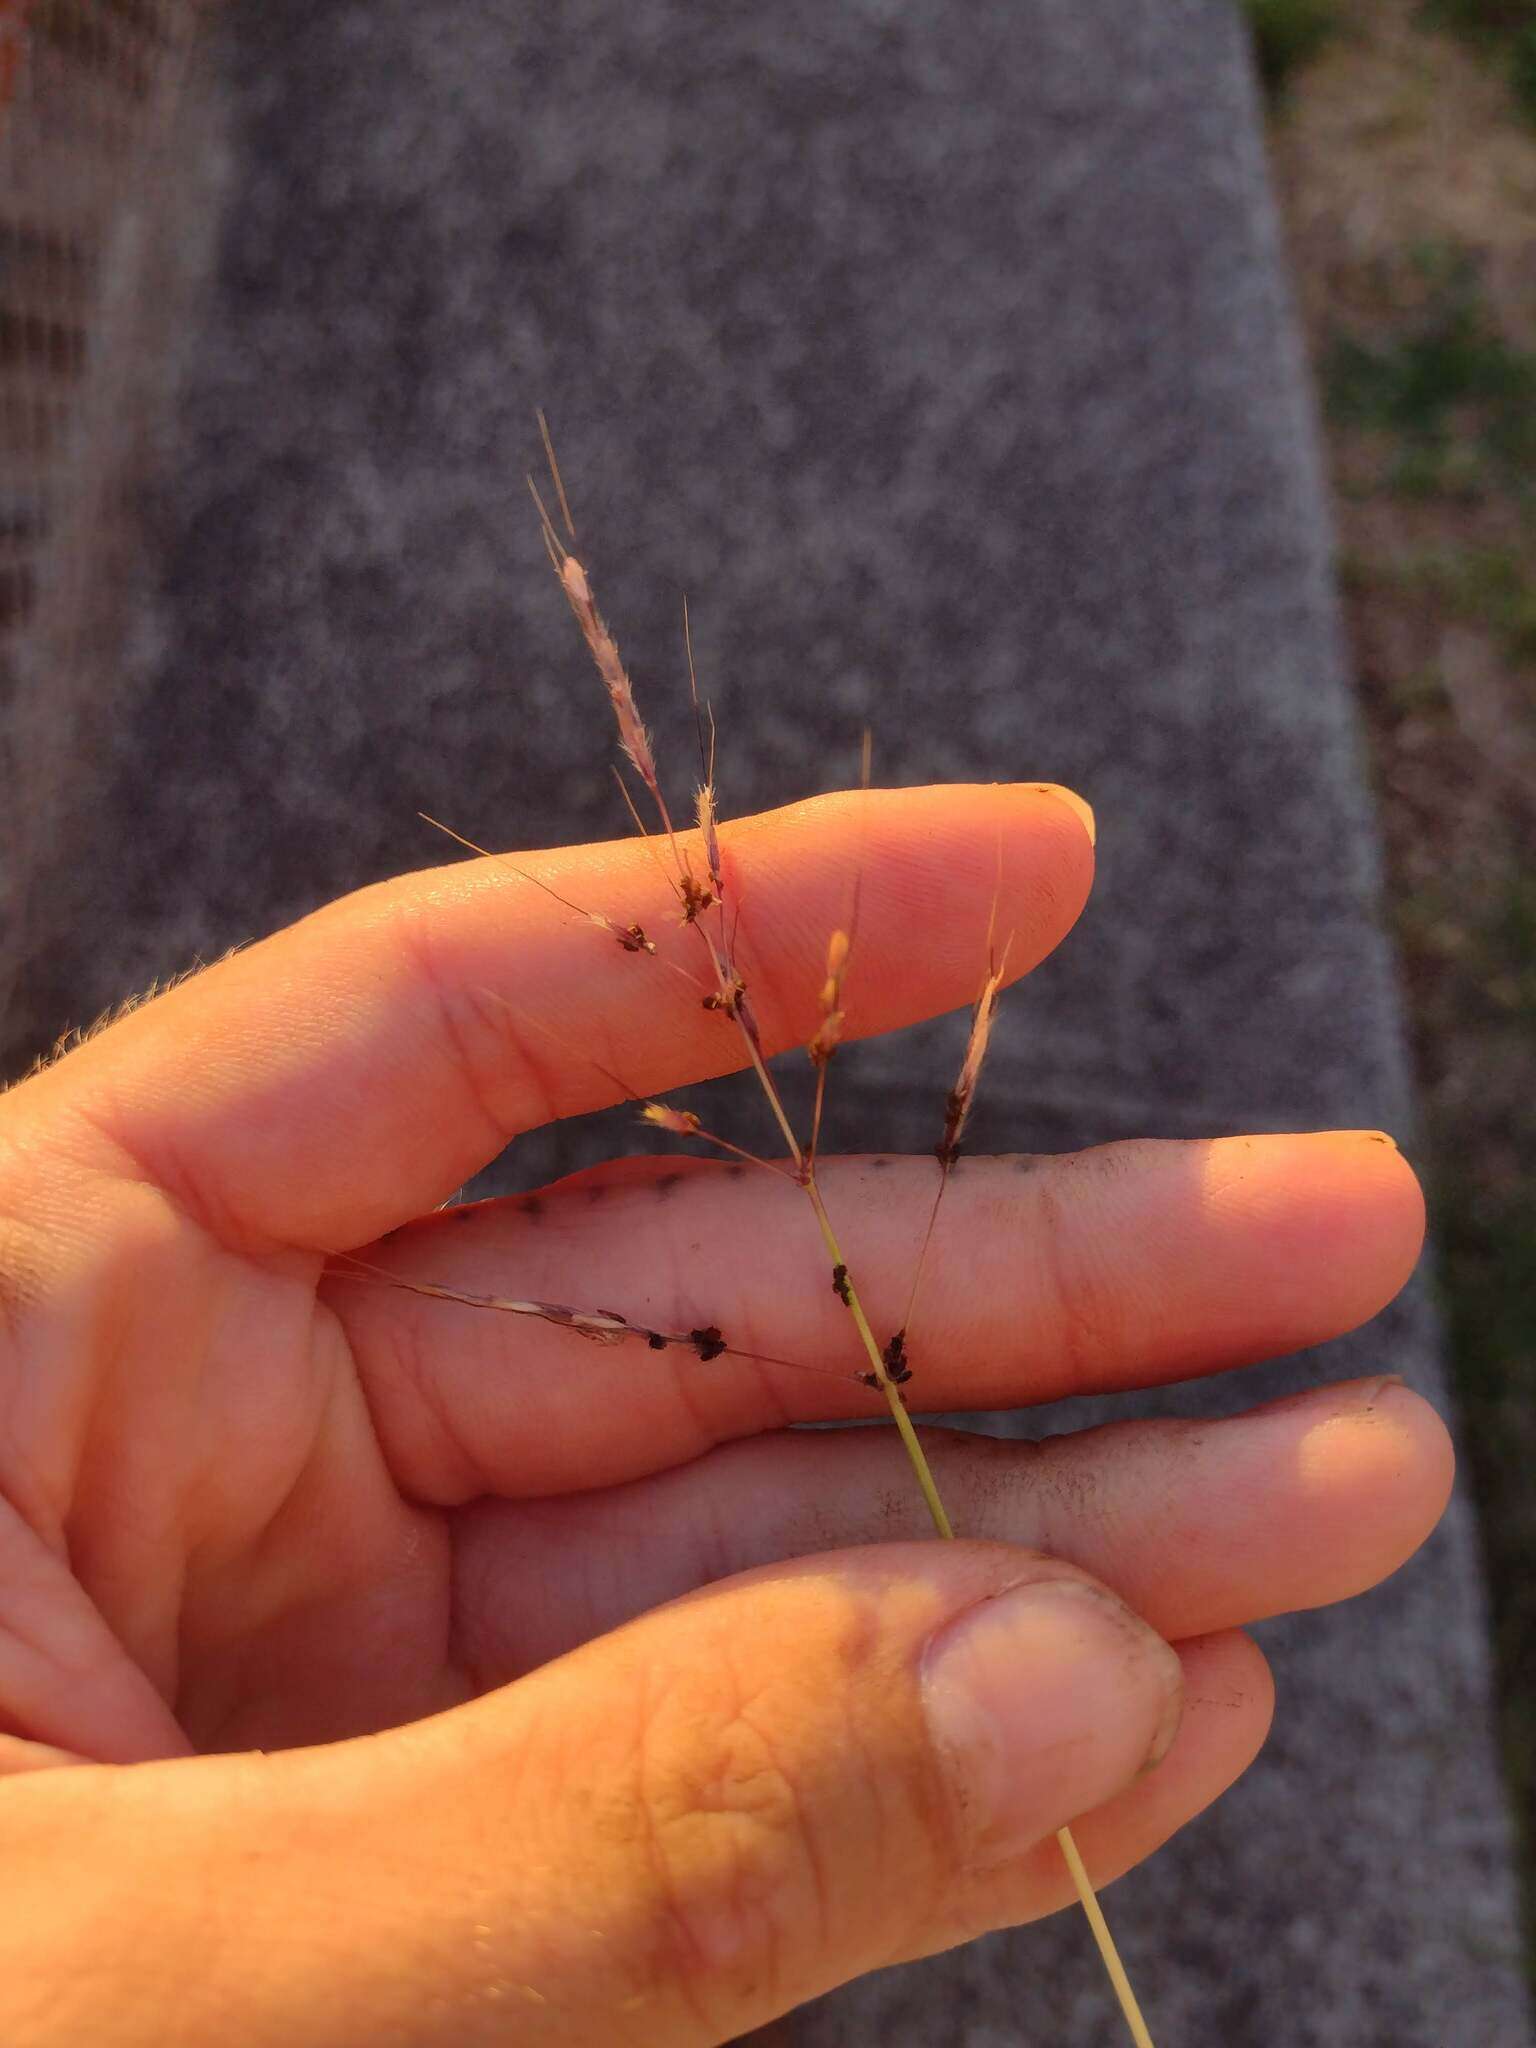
<box><xmin>329</xmin><ymin>1248</ymin><xmax>861</xmax><ymax>1387</ymax></box>
<box><xmin>533</xmin><ymin>430</ymin><xmax>1155</xmax><ymax>2048</ymax></box>
<box><xmin>347</xmin><ymin>425</ymin><xmax>1158</xmax><ymax>2048</ymax></box>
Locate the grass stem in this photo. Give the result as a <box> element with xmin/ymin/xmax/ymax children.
<box><xmin>533</xmin><ymin>431</ymin><xmax>1155</xmax><ymax>2046</ymax></box>
<box><xmin>1056</xmin><ymin>1826</ymin><xmax>1157</xmax><ymax>2048</ymax></box>
<box><xmin>803</xmin><ymin>1190</ymin><xmax>1154</xmax><ymax>2045</ymax></box>
<box><xmin>801</xmin><ymin>1177</ymin><xmax>955</xmax><ymax>1538</ymax></box>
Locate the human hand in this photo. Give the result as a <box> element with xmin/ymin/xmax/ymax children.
<box><xmin>0</xmin><ymin>784</ymin><xmax>1448</xmax><ymax>2044</ymax></box>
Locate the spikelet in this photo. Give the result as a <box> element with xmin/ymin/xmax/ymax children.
<box><xmin>808</xmin><ymin>928</ymin><xmax>852</xmax><ymax>1067</ymax></box>
<box><xmin>640</xmin><ymin>1102</ymin><xmax>703</xmax><ymax>1137</ymax></box>
<box><xmin>694</xmin><ymin>780</ymin><xmax>723</xmax><ymax>908</ymax></box>
<box><xmin>558</xmin><ymin>554</ymin><xmax>663</xmax><ymax>798</ymax></box>
<box><xmin>936</xmin><ymin>966</ymin><xmax>1004</xmax><ymax>1167</ymax></box>
<box><xmin>327</xmin><ymin>1254</ymin><xmax>853</xmax><ymax>1380</ymax></box>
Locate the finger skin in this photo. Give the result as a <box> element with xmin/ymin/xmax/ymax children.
<box><xmin>450</xmin><ymin>1376</ymin><xmax>1453</xmax><ymax>1679</ymax></box>
<box><xmin>11</xmin><ymin>785</ymin><xmax>1092</xmax><ymax>1254</ymax></box>
<box><xmin>0</xmin><ymin>1544</ymin><xmax>1254</xmax><ymax>2048</ymax></box>
<box><xmin>336</xmin><ymin>1134</ymin><xmax>1426</xmax><ymax>1502</ymax></box>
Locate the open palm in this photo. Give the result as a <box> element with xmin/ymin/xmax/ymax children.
<box><xmin>0</xmin><ymin>781</ymin><xmax>1445</xmax><ymax>1906</ymax></box>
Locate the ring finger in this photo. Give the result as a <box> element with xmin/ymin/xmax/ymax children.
<box><xmin>448</xmin><ymin>1373</ymin><xmax>1453</xmax><ymax>1682</ymax></box>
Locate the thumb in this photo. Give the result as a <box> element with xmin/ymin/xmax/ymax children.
<box><xmin>281</xmin><ymin>1543</ymin><xmax>1183</xmax><ymax>2042</ymax></box>
<box><xmin>0</xmin><ymin>1544</ymin><xmax>1186</xmax><ymax>2046</ymax></box>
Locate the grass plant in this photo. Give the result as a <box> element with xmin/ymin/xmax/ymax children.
<box><xmin>1420</xmin><ymin>0</ymin><xmax>1536</xmax><ymax>124</ymax></box>
<box><xmin>1324</xmin><ymin>245</ymin><xmax>1536</xmax><ymax>503</ymax></box>
<box><xmin>343</xmin><ymin>423</ymin><xmax>1159</xmax><ymax>2045</ymax></box>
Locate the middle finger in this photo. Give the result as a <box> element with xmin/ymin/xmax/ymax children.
<box><xmin>334</xmin><ymin>1134</ymin><xmax>1424</xmax><ymax>1504</ymax></box>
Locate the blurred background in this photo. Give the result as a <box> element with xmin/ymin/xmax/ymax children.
<box><xmin>0</xmin><ymin>1</ymin><xmax>1532</xmax><ymax>2041</ymax></box>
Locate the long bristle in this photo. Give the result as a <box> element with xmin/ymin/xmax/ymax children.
<box><xmin>325</xmin><ymin>1251</ymin><xmax>856</xmax><ymax>1383</ymax></box>
<box><xmin>418</xmin><ymin>811</ymin><xmax>656</xmax><ymax>954</ymax></box>
<box><xmin>527</xmin><ymin>474</ymin><xmax>567</xmax><ymax>568</ymax></box>
<box><xmin>536</xmin><ymin>408</ymin><xmax>578</xmax><ymax>541</ymax></box>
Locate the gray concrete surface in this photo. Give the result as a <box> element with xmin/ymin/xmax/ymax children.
<box><xmin>3</xmin><ymin>0</ymin><xmax>1530</xmax><ymax>2041</ymax></box>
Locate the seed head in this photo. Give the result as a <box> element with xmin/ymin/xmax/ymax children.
<box><xmin>558</xmin><ymin>552</ymin><xmax>662</xmax><ymax>793</ymax></box>
<box><xmin>641</xmin><ymin>1103</ymin><xmax>703</xmax><ymax>1136</ymax></box>
<box><xmin>808</xmin><ymin>927</ymin><xmax>852</xmax><ymax>1066</ymax></box>
<box><xmin>678</xmin><ymin>871</ymin><xmax>717</xmax><ymax>923</ymax></box>
<box><xmin>936</xmin><ymin>969</ymin><xmax>1002</xmax><ymax>1166</ymax></box>
<box><xmin>560</xmin><ymin>555</ymin><xmax>592</xmax><ymax>608</ymax></box>
<box><xmin>702</xmin><ymin>976</ymin><xmax>747</xmax><ymax>1017</ymax></box>
<box><xmin>696</xmin><ymin>781</ymin><xmax>724</xmax><ymax>897</ymax></box>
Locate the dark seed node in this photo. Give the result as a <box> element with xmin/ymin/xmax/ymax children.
<box><xmin>690</xmin><ymin>1325</ymin><xmax>727</xmax><ymax>1363</ymax></box>
<box><xmin>858</xmin><ymin>1370</ymin><xmax>882</xmax><ymax>1391</ymax></box>
<box><xmin>702</xmin><ymin>975</ymin><xmax>747</xmax><ymax>1017</ymax></box>
<box><xmin>679</xmin><ymin>877</ymin><xmax>717</xmax><ymax>923</ymax></box>
<box><xmin>646</xmin><ymin>1333</ymin><xmax>668</xmax><ymax>1351</ymax></box>
<box><xmin>831</xmin><ymin>1263</ymin><xmax>852</xmax><ymax>1306</ymax></box>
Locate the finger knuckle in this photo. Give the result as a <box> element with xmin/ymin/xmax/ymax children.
<box><xmin>1033</xmin><ymin>1171</ymin><xmax>1126</xmax><ymax>1389</ymax></box>
<box><xmin>625</xmin><ymin>1661</ymin><xmax>824</xmax><ymax>2027</ymax></box>
<box><xmin>384</xmin><ymin>890</ymin><xmax>557</xmax><ymax>1140</ymax></box>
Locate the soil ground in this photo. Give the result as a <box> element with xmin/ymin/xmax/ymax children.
<box><xmin>1265</xmin><ymin>0</ymin><xmax>1536</xmax><ymax>1967</ymax></box>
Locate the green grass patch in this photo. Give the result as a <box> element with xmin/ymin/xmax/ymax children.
<box><xmin>1422</xmin><ymin>0</ymin><xmax>1536</xmax><ymax>125</ymax></box>
<box><xmin>1347</xmin><ymin>543</ymin><xmax>1536</xmax><ymax>675</ymax></box>
<box><xmin>1239</xmin><ymin>0</ymin><xmax>1342</xmax><ymax>99</ymax></box>
<box><xmin>1443</xmin><ymin>551</ymin><xmax>1536</xmax><ymax>666</ymax></box>
<box><xmin>1325</xmin><ymin>245</ymin><xmax>1536</xmax><ymax>499</ymax></box>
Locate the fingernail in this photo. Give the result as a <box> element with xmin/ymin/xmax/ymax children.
<box><xmin>922</xmin><ymin>1578</ymin><xmax>1182</xmax><ymax>1869</ymax></box>
<box><xmin>1357</xmin><ymin>1373</ymin><xmax>1407</xmax><ymax>1409</ymax></box>
<box><xmin>1254</xmin><ymin>1372</ymin><xmax>1408</xmax><ymax>1423</ymax></box>
<box><xmin>1029</xmin><ymin>783</ymin><xmax>1096</xmax><ymax>847</ymax></box>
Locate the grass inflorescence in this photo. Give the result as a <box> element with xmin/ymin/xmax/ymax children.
<box><xmin>346</xmin><ymin>422</ymin><xmax>1159</xmax><ymax>2047</ymax></box>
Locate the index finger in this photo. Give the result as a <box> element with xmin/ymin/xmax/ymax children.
<box><xmin>22</xmin><ymin>784</ymin><xmax>1093</xmax><ymax>1252</ymax></box>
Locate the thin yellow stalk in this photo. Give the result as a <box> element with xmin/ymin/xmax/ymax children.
<box><xmin>807</xmin><ymin>927</ymin><xmax>850</xmax><ymax>1168</ymax></box>
<box><xmin>808</xmin><ymin>1058</ymin><xmax>832</xmax><ymax>1173</ymax></box>
<box><xmin>688</xmin><ymin>912</ymin><xmax>806</xmax><ymax>1167</ymax></box>
<box><xmin>638</xmin><ymin>1102</ymin><xmax>797</xmax><ymax>1180</ymax></box>
<box><xmin>800</xmin><ymin>1177</ymin><xmax>954</xmax><ymax>1538</ymax></box>
<box><xmin>807</xmin><ymin>734</ymin><xmax>870</xmax><ymax>1170</ymax></box>
<box><xmin>733</xmin><ymin>1016</ymin><xmax>806</xmax><ymax>1166</ymax></box>
<box><xmin>804</xmin><ymin>1168</ymin><xmax>1154</xmax><ymax>2047</ymax></box>
<box><xmin>1056</xmin><ymin>1828</ymin><xmax>1157</xmax><ymax>2048</ymax></box>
